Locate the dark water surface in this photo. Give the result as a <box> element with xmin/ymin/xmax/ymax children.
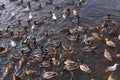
<box><xmin>0</xmin><ymin>0</ymin><xmax>120</xmax><ymax>80</ymax></box>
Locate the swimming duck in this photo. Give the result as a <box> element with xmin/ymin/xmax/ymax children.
<box><xmin>19</xmin><ymin>51</ymin><xmax>26</xmax><ymax>68</ymax></box>
<box><xmin>34</xmin><ymin>4</ymin><xmax>41</xmax><ymax>11</ymax></box>
<box><xmin>88</xmin><ymin>26</ymin><xmax>100</xmax><ymax>32</ymax></box>
<box><xmin>51</xmin><ymin>57</ymin><xmax>60</xmax><ymax>67</ymax></box>
<box><xmin>80</xmin><ymin>64</ymin><xmax>92</xmax><ymax>73</ymax></box>
<box><xmin>58</xmin><ymin>26</ymin><xmax>70</xmax><ymax>34</ymax></box>
<box><xmin>52</xmin><ymin>13</ymin><xmax>57</xmax><ymax>21</ymax></box>
<box><xmin>66</xmin><ymin>35</ymin><xmax>78</xmax><ymax>42</ymax></box>
<box><xmin>116</xmin><ymin>54</ymin><xmax>120</xmax><ymax>59</ymax></box>
<box><xmin>102</xmin><ymin>14</ymin><xmax>111</xmax><ymax>22</ymax></box>
<box><xmin>108</xmin><ymin>72</ymin><xmax>120</xmax><ymax>80</ymax></box>
<box><xmin>27</xmin><ymin>59</ymin><xmax>40</xmax><ymax>66</ymax></box>
<box><xmin>65</xmin><ymin>0</ymin><xmax>74</xmax><ymax>5</ymax></box>
<box><xmin>108</xmin><ymin>28</ymin><xmax>119</xmax><ymax>36</ymax></box>
<box><xmin>62</xmin><ymin>11</ymin><xmax>68</xmax><ymax>19</ymax></box>
<box><xmin>45</xmin><ymin>0</ymin><xmax>53</xmax><ymax>5</ymax></box>
<box><xmin>64</xmin><ymin>59</ymin><xmax>76</xmax><ymax>65</ymax></box>
<box><xmin>73</xmin><ymin>10</ymin><xmax>78</xmax><ymax>17</ymax></box>
<box><xmin>28</xmin><ymin>13</ymin><xmax>33</xmax><ymax>20</ymax></box>
<box><xmin>61</xmin><ymin>50</ymin><xmax>76</xmax><ymax>58</ymax></box>
<box><xmin>43</xmin><ymin>71</ymin><xmax>57</xmax><ymax>79</ymax></box>
<box><xmin>34</xmin><ymin>20</ymin><xmax>45</xmax><ymax>27</ymax></box>
<box><xmin>104</xmin><ymin>49</ymin><xmax>113</xmax><ymax>61</ymax></box>
<box><xmin>41</xmin><ymin>60</ymin><xmax>52</xmax><ymax>68</ymax></box>
<box><xmin>82</xmin><ymin>46</ymin><xmax>96</xmax><ymax>53</ymax></box>
<box><xmin>105</xmin><ymin>38</ymin><xmax>116</xmax><ymax>47</ymax></box>
<box><xmin>92</xmin><ymin>32</ymin><xmax>102</xmax><ymax>41</ymax></box>
<box><xmin>53</xmin><ymin>5</ymin><xmax>61</xmax><ymax>10</ymax></box>
<box><xmin>61</xmin><ymin>43</ymin><xmax>72</xmax><ymax>51</ymax></box>
<box><xmin>101</xmin><ymin>21</ymin><xmax>108</xmax><ymax>28</ymax></box>
<box><xmin>13</xmin><ymin>74</ymin><xmax>21</xmax><ymax>80</ymax></box>
<box><xmin>10</xmin><ymin>31</ymin><xmax>22</xmax><ymax>41</ymax></box>
<box><xmin>105</xmin><ymin>63</ymin><xmax>119</xmax><ymax>72</ymax></box>
<box><xmin>47</xmin><ymin>47</ymin><xmax>59</xmax><ymax>58</ymax></box>
<box><xmin>0</xmin><ymin>4</ymin><xmax>5</xmax><ymax>10</ymax></box>
<box><xmin>10</xmin><ymin>40</ymin><xmax>16</xmax><ymax>47</ymax></box>
<box><xmin>4</xmin><ymin>61</ymin><xmax>14</xmax><ymax>75</ymax></box>
<box><xmin>23</xmin><ymin>70</ymin><xmax>38</xmax><ymax>77</ymax></box>
<box><xmin>0</xmin><ymin>45</ymin><xmax>11</xmax><ymax>57</ymax></box>
<box><xmin>44</xmin><ymin>29</ymin><xmax>54</xmax><ymax>37</ymax></box>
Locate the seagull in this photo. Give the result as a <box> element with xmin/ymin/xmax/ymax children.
<box><xmin>52</xmin><ymin>13</ymin><xmax>57</xmax><ymax>21</ymax></box>
<box><xmin>29</xmin><ymin>13</ymin><xmax>33</xmax><ymax>20</ymax></box>
<box><xmin>10</xmin><ymin>40</ymin><xmax>16</xmax><ymax>47</ymax></box>
<box><xmin>23</xmin><ymin>6</ymin><xmax>30</xmax><ymax>12</ymax></box>
<box><xmin>105</xmin><ymin>63</ymin><xmax>119</xmax><ymax>72</ymax></box>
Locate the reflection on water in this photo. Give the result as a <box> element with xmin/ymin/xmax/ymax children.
<box><xmin>0</xmin><ymin>0</ymin><xmax>120</xmax><ymax>80</ymax></box>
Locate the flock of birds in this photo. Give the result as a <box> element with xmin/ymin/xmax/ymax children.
<box><xmin>0</xmin><ymin>0</ymin><xmax>120</xmax><ymax>80</ymax></box>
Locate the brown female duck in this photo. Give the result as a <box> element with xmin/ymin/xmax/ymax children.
<box><xmin>104</xmin><ymin>49</ymin><xmax>113</xmax><ymax>61</ymax></box>
<box><xmin>0</xmin><ymin>45</ymin><xmax>11</xmax><ymax>57</ymax></box>
<box><xmin>105</xmin><ymin>38</ymin><xmax>116</xmax><ymax>47</ymax></box>
<box><xmin>4</xmin><ymin>61</ymin><xmax>14</xmax><ymax>75</ymax></box>
<box><xmin>43</xmin><ymin>71</ymin><xmax>57</xmax><ymax>79</ymax></box>
<box><xmin>23</xmin><ymin>70</ymin><xmax>38</xmax><ymax>77</ymax></box>
<box><xmin>19</xmin><ymin>51</ymin><xmax>26</xmax><ymax>68</ymax></box>
<box><xmin>13</xmin><ymin>74</ymin><xmax>21</xmax><ymax>80</ymax></box>
<box><xmin>10</xmin><ymin>31</ymin><xmax>22</xmax><ymax>41</ymax></box>
<box><xmin>51</xmin><ymin>57</ymin><xmax>60</xmax><ymax>67</ymax></box>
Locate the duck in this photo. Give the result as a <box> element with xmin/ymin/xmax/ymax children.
<box><xmin>104</xmin><ymin>49</ymin><xmax>113</xmax><ymax>61</ymax></box>
<box><xmin>27</xmin><ymin>59</ymin><xmax>40</xmax><ymax>66</ymax></box>
<box><xmin>28</xmin><ymin>13</ymin><xmax>33</xmax><ymax>20</ymax></box>
<box><xmin>101</xmin><ymin>21</ymin><xmax>108</xmax><ymax>28</ymax></box>
<box><xmin>88</xmin><ymin>26</ymin><xmax>100</xmax><ymax>32</ymax></box>
<box><xmin>79</xmin><ymin>64</ymin><xmax>92</xmax><ymax>73</ymax></box>
<box><xmin>51</xmin><ymin>57</ymin><xmax>60</xmax><ymax>67</ymax></box>
<box><xmin>45</xmin><ymin>0</ymin><xmax>53</xmax><ymax>5</ymax></box>
<box><xmin>41</xmin><ymin>60</ymin><xmax>52</xmax><ymax>68</ymax></box>
<box><xmin>10</xmin><ymin>40</ymin><xmax>16</xmax><ymax>47</ymax></box>
<box><xmin>33</xmin><ymin>20</ymin><xmax>45</xmax><ymax>27</ymax></box>
<box><xmin>53</xmin><ymin>5</ymin><xmax>61</xmax><ymax>10</ymax></box>
<box><xmin>13</xmin><ymin>74</ymin><xmax>21</xmax><ymax>80</ymax></box>
<box><xmin>64</xmin><ymin>59</ymin><xmax>76</xmax><ymax>65</ymax></box>
<box><xmin>19</xmin><ymin>51</ymin><xmax>26</xmax><ymax>68</ymax></box>
<box><xmin>61</xmin><ymin>50</ymin><xmax>76</xmax><ymax>58</ymax></box>
<box><xmin>0</xmin><ymin>45</ymin><xmax>11</xmax><ymax>57</ymax></box>
<box><xmin>105</xmin><ymin>63</ymin><xmax>119</xmax><ymax>72</ymax></box>
<box><xmin>108</xmin><ymin>28</ymin><xmax>119</xmax><ymax>36</ymax></box>
<box><xmin>105</xmin><ymin>38</ymin><xmax>116</xmax><ymax>47</ymax></box>
<box><xmin>61</xmin><ymin>43</ymin><xmax>72</xmax><ymax>51</ymax></box>
<box><xmin>73</xmin><ymin>10</ymin><xmax>78</xmax><ymax>17</ymax></box>
<box><xmin>92</xmin><ymin>32</ymin><xmax>102</xmax><ymax>41</ymax></box>
<box><xmin>10</xmin><ymin>31</ymin><xmax>22</xmax><ymax>41</ymax></box>
<box><xmin>23</xmin><ymin>70</ymin><xmax>38</xmax><ymax>77</ymax></box>
<box><xmin>4</xmin><ymin>61</ymin><xmax>14</xmax><ymax>75</ymax></box>
<box><xmin>43</xmin><ymin>71</ymin><xmax>57</xmax><ymax>79</ymax></box>
<box><xmin>62</xmin><ymin>11</ymin><xmax>68</xmax><ymax>19</ymax></box>
<box><xmin>34</xmin><ymin>4</ymin><xmax>41</xmax><ymax>11</ymax></box>
<box><xmin>116</xmin><ymin>54</ymin><xmax>120</xmax><ymax>59</ymax></box>
<box><xmin>82</xmin><ymin>46</ymin><xmax>96</xmax><ymax>53</ymax></box>
<box><xmin>102</xmin><ymin>14</ymin><xmax>111</xmax><ymax>22</ymax></box>
<box><xmin>0</xmin><ymin>4</ymin><xmax>5</xmax><ymax>10</ymax></box>
<box><xmin>58</xmin><ymin>26</ymin><xmax>70</xmax><ymax>34</ymax></box>
<box><xmin>65</xmin><ymin>0</ymin><xmax>74</xmax><ymax>5</ymax></box>
<box><xmin>108</xmin><ymin>72</ymin><xmax>120</xmax><ymax>80</ymax></box>
<box><xmin>52</xmin><ymin>13</ymin><xmax>57</xmax><ymax>21</ymax></box>
<box><xmin>44</xmin><ymin>29</ymin><xmax>54</xmax><ymax>37</ymax></box>
<box><xmin>66</xmin><ymin>35</ymin><xmax>78</xmax><ymax>42</ymax></box>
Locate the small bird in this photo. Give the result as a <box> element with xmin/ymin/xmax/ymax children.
<box><xmin>23</xmin><ymin>6</ymin><xmax>30</xmax><ymax>12</ymax></box>
<box><xmin>28</xmin><ymin>13</ymin><xmax>33</xmax><ymax>20</ymax></box>
<box><xmin>104</xmin><ymin>49</ymin><xmax>113</xmax><ymax>61</ymax></box>
<box><xmin>80</xmin><ymin>64</ymin><xmax>92</xmax><ymax>73</ymax></box>
<box><xmin>105</xmin><ymin>63</ymin><xmax>119</xmax><ymax>72</ymax></box>
<box><xmin>52</xmin><ymin>13</ymin><xmax>57</xmax><ymax>21</ymax></box>
<box><xmin>105</xmin><ymin>38</ymin><xmax>116</xmax><ymax>47</ymax></box>
<box><xmin>11</xmin><ymin>11</ymin><xmax>15</xmax><ymax>18</ymax></box>
<box><xmin>10</xmin><ymin>40</ymin><xmax>16</xmax><ymax>47</ymax></box>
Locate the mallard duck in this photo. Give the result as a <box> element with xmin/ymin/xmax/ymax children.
<box><xmin>105</xmin><ymin>63</ymin><xmax>119</xmax><ymax>72</ymax></box>
<box><xmin>0</xmin><ymin>4</ymin><xmax>5</xmax><ymax>10</ymax></box>
<box><xmin>58</xmin><ymin>26</ymin><xmax>70</xmax><ymax>34</ymax></box>
<box><xmin>10</xmin><ymin>31</ymin><xmax>22</xmax><ymax>41</ymax></box>
<box><xmin>4</xmin><ymin>61</ymin><xmax>14</xmax><ymax>75</ymax></box>
<box><xmin>52</xmin><ymin>13</ymin><xmax>57</xmax><ymax>21</ymax></box>
<box><xmin>82</xmin><ymin>46</ymin><xmax>96</xmax><ymax>53</ymax></box>
<box><xmin>51</xmin><ymin>57</ymin><xmax>60</xmax><ymax>67</ymax></box>
<box><xmin>53</xmin><ymin>5</ymin><xmax>61</xmax><ymax>10</ymax></box>
<box><xmin>102</xmin><ymin>14</ymin><xmax>111</xmax><ymax>22</ymax></box>
<box><xmin>19</xmin><ymin>52</ymin><xmax>26</xmax><ymax>68</ymax></box>
<box><xmin>73</xmin><ymin>10</ymin><xmax>78</xmax><ymax>17</ymax></box>
<box><xmin>62</xmin><ymin>11</ymin><xmax>68</xmax><ymax>19</ymax></box>
<box><xmin>104</xmin><ymin>49</ymin><xmax>113</xmax><ymax>61</ymax></box>
<box><xmin>101</xmin><ymin>21</ymin><xmax>108</xmax><ymax>28</ymax></box>
<box><xmin>61</xmin><ymin>43</ymin><xmax>72</xmax><ymax>51</ymax></box>
<box><xmin>88</xmin><ymin>26</ymin><xmax>100</xmax><ymax>32</ymax></box>
<box><xmin>45</xmin><ymin>0</ymin><xmax>53</xmax><ymax>5</ymax></box>
<box><xmin>43</xmin><ymin>71</ymin><xmax>57</xmax><ymax>79</ymax></box>
<box><xmin>13</xmin><ymin>74</ymin><xmax>21</xmax><ymax>80</ymax></box>
<box><xmin>92</xmin><ymin>32</ymin><xmax>102</xmax><ymax>41</ymax></box>
<box><xmin>34</xmin><ymin>20</ymin><xmax>44</xmax><ymax>27</ymax></box>
<box><xmin>118</xmin><ymin>35</ymin><xmax>120</xmax><ymax>41</ymax></box>
<box><xmin>108</xmin><ymin>28</ymin><xmax>119</xmax><ymax>36</ymax></box>
<box><xmin>0</xmin><ymin>45</ymin><xmax>11</xmax><ymax>57</ymax></box>
<box><xmin>108</xmin><ymin>72</ymin><xmax>120</xmax><ymax>80</ymax></box>
<box><xmin>44</xmin><ymin>29</ymin><xmax>54</xmax><ymax>37</ymax></box>
<box><xmin>61</xmin><ymin>50</ymin><xmax>76</xmax><ymax>58</ymax></box>
<box><xmin>41</xmin><ymin>61</ymin><xmax>51</xmax><ymax>68</ymax></box>
<box><xmin>66</xmin><ymin>35</ymin><xmax>78</xmax><ymax>42</ymax></box>
<box><xmin>23</xmin><ymin>70</ymin><xmax>38</xmax><ymax>77</ymax></box>
<box><xmin>47</xmin><ymin>48</ymin><xmax>58</xmax><ymax>58</ymax></box>
<box><xmin>105</xmin><ymin>38</ymin><xmax>116</xmax><ymax>47</ymax></box>
<box><xmin>10</xmin><ymin>40</ymin><xmax>16</xmax><ymax>47</ymax></box>
<box><xmin>80</xmin><ymin>64</ymin><xmax>92</xmax><ymax>73</ymax></box>
<box><xmin>65</xmin><ymin>0</ymin><xmax>74</xmax><ymax>5</ymax></box>
<box><xmin>116</xmin><ymin>54</ymin><xmax>120</xmax><ymax>59</ymax></box>
<box><xmin>64</xmin><ymin>59</ymin><xmax>76</xmax><ymax>65</ymax></box>
<box><xmin>27</xmin><ymin>59</ymin><xmax>40</xmax><ymax>66</ymax></box>
<box><xmin>34</xmin><ymin>4</ymin><xmax>41</xmax><ymax>11</ymax></box>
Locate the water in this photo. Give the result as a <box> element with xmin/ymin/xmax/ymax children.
<box><xmin>0</xmin><ymin>0</ymin><xmax>120</xmax><ymax>80</ymax></box>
